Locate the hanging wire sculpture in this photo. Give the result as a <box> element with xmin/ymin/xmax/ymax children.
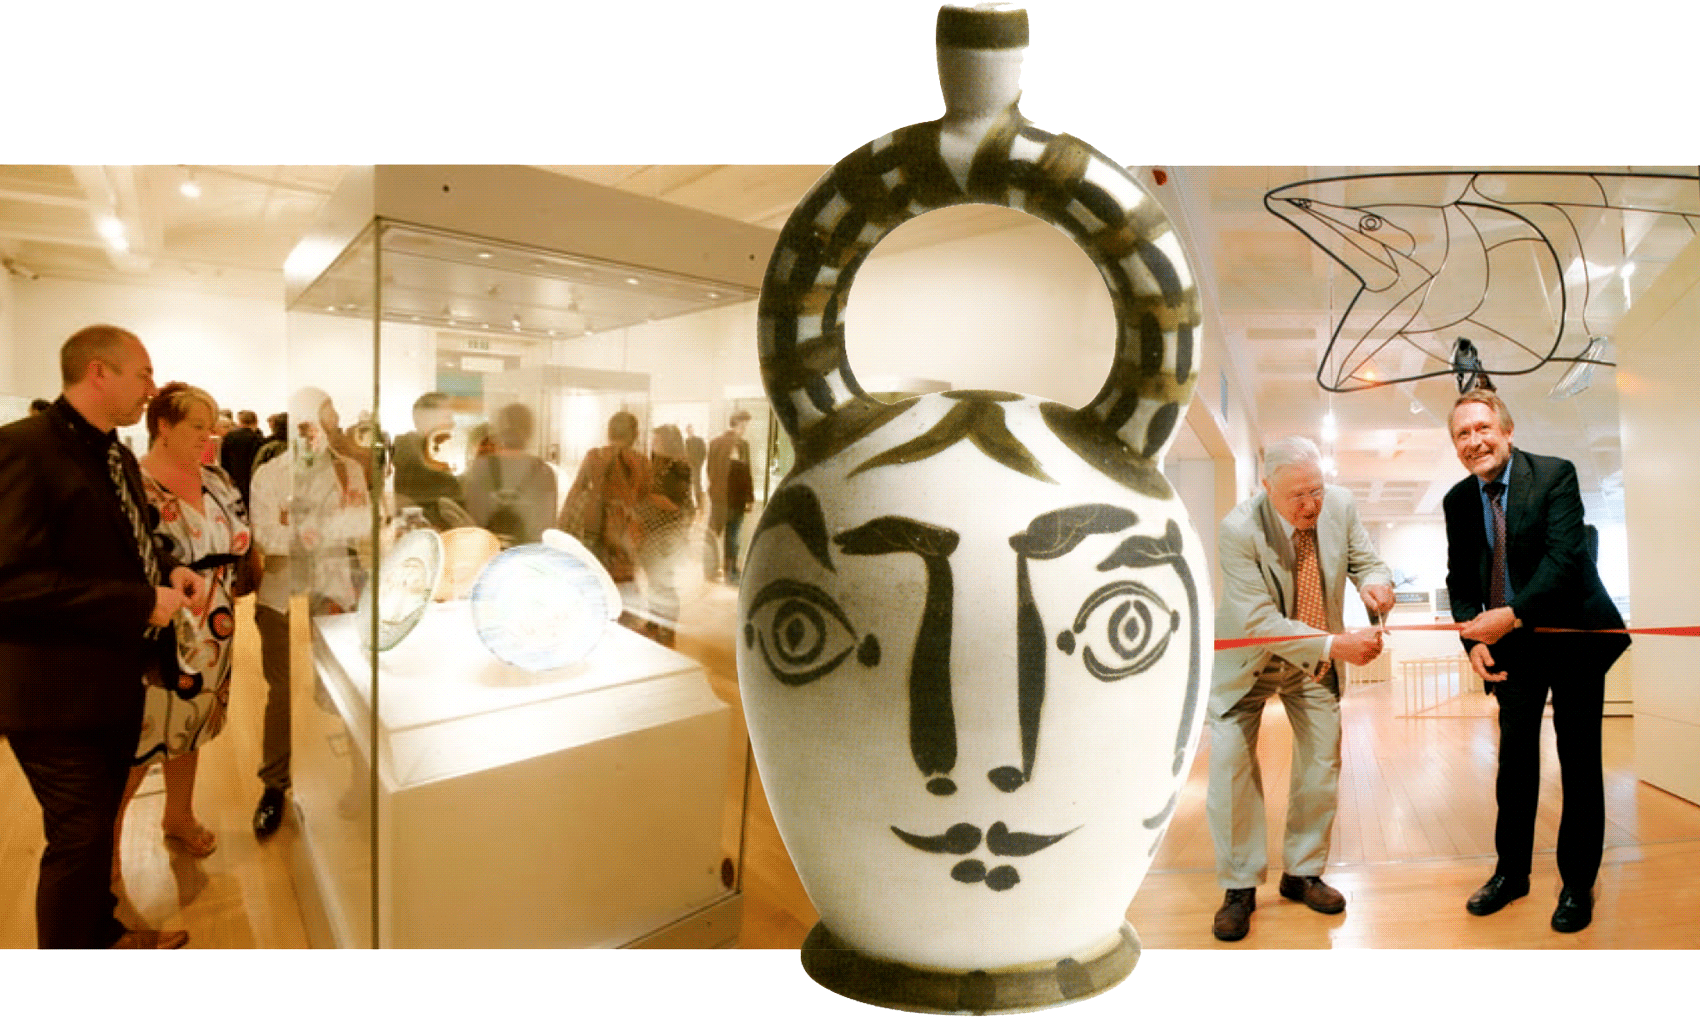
<box><xmin>1264</xmin><ymin>169</ymin><xmax>1700</xmax><ymax>393</ymax></box>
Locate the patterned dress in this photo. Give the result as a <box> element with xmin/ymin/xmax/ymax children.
<box><xmin>133</xmin><ymin>464</ymin><xmax>252</xmax><ymax>765</ymax></box>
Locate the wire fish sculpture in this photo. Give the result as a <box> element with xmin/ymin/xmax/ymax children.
<box><xmin>1264</xmin><ymin>170</ymin><xmax>1700</xmax><ymax>392</ymax></box>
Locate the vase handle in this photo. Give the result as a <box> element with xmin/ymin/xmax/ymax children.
<box><xmin>756</xmin><ymin>4</ymin><xmax>1201</xmax><ymax>462</ymax></box>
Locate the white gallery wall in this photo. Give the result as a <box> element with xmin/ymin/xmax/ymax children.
<box><xmin>7</xmin><ymin>275</ymin><xmax>290</xmax><ymax>417</ymax></box>
<box><xmin>1617</xmin><ymin>235</ymin><xmax>1700</xmax><ymax>805</ymax></box>
<box><xmin>0</xmin><ymin>267</ymin><xmax>16</xmax><ymax>390</ymax></box>
<box><xmin>847</xmin><ymin>218</ymin><xmax>1116</xmax><ymax>408</ymax></box>
<box><xmin>599</xmin><ymin>301</ymin><xmax>759</xmax><ymax>406</ymax></box>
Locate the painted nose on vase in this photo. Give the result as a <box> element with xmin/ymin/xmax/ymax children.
<box><xmin>987</xmin><ymin>766</ymin><xmax>1025</xmax><ymax>792</ymax></box>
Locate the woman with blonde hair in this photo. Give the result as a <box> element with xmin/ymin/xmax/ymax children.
<box><xmin>111</xmin><ymin>382</ymin><xmax>254</xmax><ymax>879</ymax></box>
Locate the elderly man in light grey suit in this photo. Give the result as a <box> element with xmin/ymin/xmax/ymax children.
<box><xmin>1207</xmin><ymin>436</ymin><xmax>1394</xmax><ymax>941</ymax></box>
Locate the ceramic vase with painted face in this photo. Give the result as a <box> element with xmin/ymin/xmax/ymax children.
<box><xmin>737</xmin><ymin>5</ymin><xmax>1209</xmax><ymax>1013</ymax></box>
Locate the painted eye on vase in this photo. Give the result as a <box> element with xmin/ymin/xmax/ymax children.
<box><xmin>1068</xmin><ymin>579</ymin><xmax>1178</xmax><ymax>681</ymax></box>
<box><xmin>746</xmin><ymin>579</ymin><xmax>859</xmax><ymax>687</ymax></box>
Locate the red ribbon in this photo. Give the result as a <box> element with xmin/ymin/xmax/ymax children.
<box><xmin>1212</xmin><ymin>623</ymin><xmax>1700</xmax><ymax>651</ymax></box>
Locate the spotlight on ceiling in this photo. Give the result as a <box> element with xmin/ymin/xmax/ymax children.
<box><xmin>1549</xmin><ymin>336</ymin><xmax>1606</xmax><ymax>400</ymax></box>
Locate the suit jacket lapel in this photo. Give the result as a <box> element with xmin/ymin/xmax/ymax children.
<box><xmin>1255</xmin><ymin>496</ymin><xmax>1296</xmax><ymax>617</ymax></box>
<box><xmin>53</xmin><ymin>407</ymin><xmax>149</xmax><ymax>570</ymax></box>
<box><xmin>1318</xmin><ymin>496</ymin><xmax>1342</xmax><ymax>607</ymax></box>
<box><xmin>1506</xmin><ymin>448</ymin><xmax>1535</xmax><ymax>547</ymax></box>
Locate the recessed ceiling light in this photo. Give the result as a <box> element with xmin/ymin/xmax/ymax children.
<box><xmin>625</xmin><ymin>277</ymin><xmax>640</xmax><ymax>286</ymax></box>
<box><xmin>477</xmin><ymin>250</ymin><xmax>493</xmax><ymax>259</ymax></box>
<box><xmin>707</xmin><ymin>291</ymin><xmax>720</xmax><ymax>299</ymax></box>
<box><xmin>179</xmin><ymin>179</ymin><xmax>201</xmax><ymax>199</ymax></box>
<box><xmin>97</xmin><ymin>215</ymin><xmax>126</xmax><ymax>248</ymax></box>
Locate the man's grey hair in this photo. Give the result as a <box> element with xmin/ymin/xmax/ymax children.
<box><xmin>1262</xmin><ymin>435</ymin><xmax>1323</xmax><ymax>481</ymax></box>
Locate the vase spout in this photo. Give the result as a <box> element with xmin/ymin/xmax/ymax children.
<box><xmin>935</xmin><ymin>4</ymin><xmax>1028</xmax><ymax>121</ymax></box>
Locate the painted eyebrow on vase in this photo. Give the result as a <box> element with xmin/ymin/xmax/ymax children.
<box><xmin>837</xmin><ymin>516</ymin><xmax>960</xmax><ymax>780</ymax></box>
<box><xmin>748</xmin><ymin>484</ymin><xmax>835</xmax><ymax>573</ymax></box>
<box><xmin>1095</xmin><ymin>518</ymin><xmax>1185</xmax><ymax>572</ymax></box>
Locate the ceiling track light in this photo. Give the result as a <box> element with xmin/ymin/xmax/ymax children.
<box><xmin>1</xmin><ymin>257</ymin><xmax>40</xmax><ymax>281</ymax></box>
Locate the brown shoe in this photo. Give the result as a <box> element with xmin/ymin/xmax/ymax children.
<box><xmin>111</xmin><ymin>928</ymin><xmax>189</xmax><ymax>949</ymax></box>
<box><xmin>1279</xmin><ymin>873</ymin><xmax>1346</xmax><ymax>914</ymax></box>
<box><xmin>1212</xmin><ymin>887</ymin><xmax>1256</xmax><ymax>941</ymax></box>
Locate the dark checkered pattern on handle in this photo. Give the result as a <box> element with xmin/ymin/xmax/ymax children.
<box><xmin>756</xmin><ymin>101</ymin><xmax>1201</xmax><ymax>462</ymax></box>
<box><xmin>108</xmin><ymin>443</ymin><xmax>163</xmax><ymax>637</ymax></box>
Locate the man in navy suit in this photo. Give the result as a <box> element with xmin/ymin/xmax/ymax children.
<box><xmin>0</xmin><ymin>325</ymin><xmax>203</xmax><ymax>948</ymax></box>
<box><xmin>1444</xmin><ymin>388</ymin><xmax>1629</xmax><ymax>933</ymax></box>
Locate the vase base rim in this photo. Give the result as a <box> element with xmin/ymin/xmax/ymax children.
<box><xmin>799</xmin><ymin>921</ymin><xmax>1140</xmax><ymax>1014</ymax></box>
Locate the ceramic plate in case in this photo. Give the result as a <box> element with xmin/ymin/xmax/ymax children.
<box><xmin>540</xmin><ymin>527</ymin><xmax>622</xmax><ymax>620</ymax></box>
<box><xmin>469</xmin><ymin>543</ymin><xmax>609</xmax><ymax>671</ymax></box>
<box><xmin>356</xmin><ymin>528</ymin><xmax>444</xmax><ymax>652</ymax></box>
<box><xmin>435</xmin><ymin>526</ymin><xmax>502</xmax><ymax>601</ymax></box>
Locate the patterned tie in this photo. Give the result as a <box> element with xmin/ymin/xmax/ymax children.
<box><xmin>107</xmin><ymin>442</ymin><xmax>162</xmax><ymax>636</ymax></box>
<box><xmin>1484</xmin><ymin>480</ymin><xmax>1508</xmax><ymax>609</ymax></box>
<box><xmin>1293</xmin><ymin>527</ymin><xmax>1327</xmax><ymax>631</ymax></box>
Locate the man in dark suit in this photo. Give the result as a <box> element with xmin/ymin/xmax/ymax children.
<box><xmin>1444</xmin><ymin>388</ymin><xmax>1629</xmax><ymax>934</ymax></box>
<box><xmin>704</xmin><ymin>409</ymin><xmax>753</xmax><ymax>583</ymax></box>
<box><xmin>684</xmin><ymin>423</ymin><xmax>707</xmax><ymax>518</ymax></box>
<box><xmin>0</xmin><ymin>324</ymin><xmax>204</xmax><ymax>949</ymax></box>
<box><xmin>218</xmin><ymin>408</ymin><xmax>264</xmax><ymax>505</ymax></box>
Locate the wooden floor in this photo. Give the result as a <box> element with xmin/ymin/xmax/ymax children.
<box><xmin>5</xmin><ymin>593</ymin><xmax>1699</xmax><ymax>950</ymax></box>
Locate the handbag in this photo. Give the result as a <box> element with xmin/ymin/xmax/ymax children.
<box><xmin>185</xmin><ymin>549</ymin><xmax>260</xmax><ymax>598</ymax></box>
<box><xmin>560</xmin><ymin>448</ymin><xmax>641</xmax><ymax>580</ymax></box>
<box><xmin>231</xmin><ymin>546</ymin><xmax>263</xmax><ymax>597</ymax></box>
<box><xmin>559</xmin><ymin>453</ymin><xmax>613</xmax><ymax>557</ymax></box>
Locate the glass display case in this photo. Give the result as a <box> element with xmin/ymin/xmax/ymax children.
<box><xmin>280</xmin><ymin>166</ymin><xmax>772</xmax><ymax>947</ymax></box>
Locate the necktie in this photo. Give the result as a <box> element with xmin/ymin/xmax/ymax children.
<box><xmin>1293</xmin><ymin>527</ymin><xmax>1327</xmax><ymax>631</ymax></box>
<box><xmin>1484</xmin><ymin>480</ymin><xmax>1508</xmax><ymax>609</ymax></box>
<box><xmin>108</xmin><ymin>443</ymin><xmax>162</xmax><ymax>636</ymax></box>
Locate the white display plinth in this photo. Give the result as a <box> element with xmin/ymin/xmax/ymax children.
<box><xmin>297</xmin><ymin>602</ymin><xmax>738</xmax><ymax>948</ymax></box>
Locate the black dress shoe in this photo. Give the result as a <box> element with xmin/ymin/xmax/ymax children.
<box><xmin>1212</xmin><ymin>887</ymin><xmax>1256</xmax><ymax>942</ymax></box>
<box><xmin>1465</xmin><ymin>874</ymin><xmax>1529</xmax><ymax>916</ymax></box>
<box><xmin>253</xmin><ymin>786</ymin><xmax>287</xmax><ymax>838</ymax></box>
<box><xmin>1551</xmin><ymin>887</ymin><xmax>1593</xmax><ymax>933</ymax></box>
<box><xmin>1278</xmin><ymin>873</ymin><xmax>1346</xmax><ymax>914</ymax></box>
